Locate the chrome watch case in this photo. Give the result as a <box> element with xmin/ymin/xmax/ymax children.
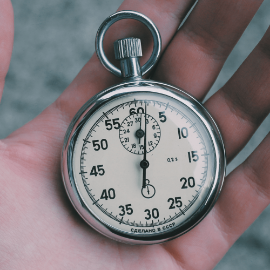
<box><xmin>61</xmin><ymin>11</ymin><xmax>226</xmax><ymax>245</ymax></box>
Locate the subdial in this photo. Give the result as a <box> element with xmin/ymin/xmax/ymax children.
<box><xmin>119</xmin><ymin>113</ymin><xmax>161</xmax><ymax>154</ymax></box>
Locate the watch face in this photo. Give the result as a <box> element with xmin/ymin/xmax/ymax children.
<box><xmin>63</xmin><ymin>83</ymin><xmax>225</xmax><ymax>244</ymax></box>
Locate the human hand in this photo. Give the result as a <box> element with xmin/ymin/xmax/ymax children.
<box><xmin>0</xmin><ymin>0</ymin><xmax>269</xmax><ymax>269</ymax></box>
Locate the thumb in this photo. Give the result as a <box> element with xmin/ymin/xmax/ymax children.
<box><xmin>0</xmin><ymin>0</ymin><xmax>14</xmax><ymax>101</ymax></box>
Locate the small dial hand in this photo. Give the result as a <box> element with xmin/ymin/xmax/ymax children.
<box><xmin>138</xmin><ymin>114</ymin><xmax>143</xmax><ymax>144</ymax></box>
<box><xmin>135</xmin><ymin>127</ymin><xmax>144</xmax><ymax>145</ymax></box>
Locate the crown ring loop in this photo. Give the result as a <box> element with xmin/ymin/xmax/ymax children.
<box><xmin>95</xmin><ymin>10</ymin><xmax>162</xmax><ymax>78</ymax></box>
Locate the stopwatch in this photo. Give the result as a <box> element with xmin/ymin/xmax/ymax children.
<box><xmin>62</xmin><ymin>11</ymin><xmax>226</xmax><ymax>245</ymax></box>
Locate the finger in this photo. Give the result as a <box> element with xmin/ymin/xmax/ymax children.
<box><xmin>205</xmin><ymin>26</ymin><xmax>270</xmax><ymax>160</ymax></box>
<box><xmin>0</xmin><ymin>0</ymin><xmax>14</xmax><ymax>101</ymax></box>
<box><xmin>54</xmin><ymin>0</ymin><xmax>197</xmax><ymax>121</ymax></box>
<box><xmin>153</xmin><ymin>0</ymin><xmax>263</xmax><ymax>100</ymax></box>
<box><xmin>163</xmin><ymin>132</ymin><xmax>270</xmax><ymax>270</ymax></box>
<box><xmin>4</xmin><ymin>0</ymin><xmax>195</xmax><ymax>153</ymax></box>
<box><xmin>162</xmin><ymin>26</ymin><xmax>270</xmax><ymax>268</ymax></box>
<box><xmin>5</xmin><ymin>0</ymin><xmax>196</xmax><ymax>142</ymax></box>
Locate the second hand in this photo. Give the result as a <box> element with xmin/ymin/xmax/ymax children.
<box><xmin>140</xmin><ymin>102</ymin><xmax>149</xmax><ymax>189</ymax></box>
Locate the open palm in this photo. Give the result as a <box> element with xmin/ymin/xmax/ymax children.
<box><xmin>1</xmin><ymin>0</ymin><xmax>270</xmax><ymax>269</ymax></box>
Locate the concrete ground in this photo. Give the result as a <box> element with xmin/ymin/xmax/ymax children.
<box><xmin>1</xmin><ymin>0</ymin><xmax>269</xmax><ymax>268</ymax></box>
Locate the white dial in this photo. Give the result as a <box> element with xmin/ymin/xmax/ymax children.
<box><xmin>68</xmin><ymin>87</ymin><xmax>222</xmax><ymax>242</ymax></box>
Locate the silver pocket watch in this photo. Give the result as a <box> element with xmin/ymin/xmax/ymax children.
<box><xmin>62</xmin><ymin>10</ymin><xmax>226</xmax><ymax>245</ymax></box>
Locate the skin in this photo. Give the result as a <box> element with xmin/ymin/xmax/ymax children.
<box><xmin>0</xmin><ymin>0</ymin><xmax>270</xmax><ymax>269</ymax></box>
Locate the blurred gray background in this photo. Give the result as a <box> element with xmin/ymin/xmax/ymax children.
<box><xmin>1</xmin><ymin>0</ymin><xmax>269</xmax><ymax>269</ymax></box>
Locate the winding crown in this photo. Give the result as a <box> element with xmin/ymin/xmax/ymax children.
<box><xmin>114</xmin><ymin>38</ymin><xmax>142</xmax><ymax>60</ymax></box>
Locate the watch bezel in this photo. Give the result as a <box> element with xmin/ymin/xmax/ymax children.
<box><xmin>61</xmin><ymin>80</ymin><xmax>226</xmax><ymax>245</ymax></box>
